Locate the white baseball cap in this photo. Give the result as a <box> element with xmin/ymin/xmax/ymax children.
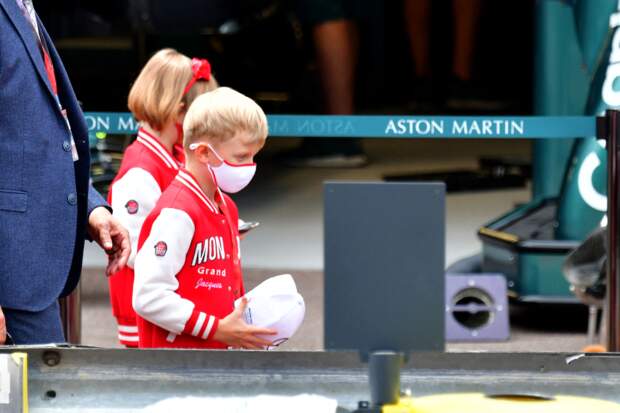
<box><xmin>235</xmin><ymin>274</ymin><xmax>305</xmax><ymax>349</ymax></box>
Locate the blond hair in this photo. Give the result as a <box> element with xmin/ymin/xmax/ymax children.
<box><xmin>128</xmin><ymin>48</ymin><xmax>218</xmax><ymax>130</ymax></box>
<box><xmin>183</xmin><ymin>87</ymin><xmax>268</xmax><ymax>149</ymax></box>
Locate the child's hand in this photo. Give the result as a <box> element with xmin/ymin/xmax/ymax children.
<box><xmin>213</xmin><ymin>297</ymin><xmax>277</xmax><ymax>349</ymax></box>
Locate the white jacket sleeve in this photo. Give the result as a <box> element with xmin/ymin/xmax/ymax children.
<box><xmin>111</xmin><ymin>168</ymin><xmax>162</xmax><ymax>268</ymax></box>
<box><xmin>133</xmin><ymin>208</ymin><xmax>196</xmax><ymax>335</ymax></box>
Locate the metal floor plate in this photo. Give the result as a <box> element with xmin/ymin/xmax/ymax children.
<box><xmin>1</xmin><ymin>348</ymin><xmax>620</xmax><ymax>412</ymax></box>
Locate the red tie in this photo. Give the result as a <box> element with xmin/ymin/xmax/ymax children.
<box><xmin>18</xmin><ymin>1</ymin><xmax>57</xmax><ymax>96</ymax></box>
<box><xmin>40</xmin><ymin>43</ymin><xmax>58</xmax><ymax>96</ymax></box>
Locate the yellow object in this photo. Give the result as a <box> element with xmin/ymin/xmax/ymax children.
<box><xmin>478</xmin><ymin>227</ymin><xmax>519</xmax><ymax>243</ymax></box>
<box><xmin>383</xmin><ymin>397</ymin><xmax>416</xmax><ymax>413</ymax></box>
<box><xmin>10</xmin><ymin>353</ymin><xmax>28</xmax><ymax>413</ymax></box>
<box><xmin>382</xmin><ymin>394</ymin><xmax>620</xmax><ymax>413</ymax></box>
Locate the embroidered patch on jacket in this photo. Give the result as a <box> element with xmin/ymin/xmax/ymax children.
<box><xmin>154</xmin><ymin>241</ymin><xmax>168</xmax><ymax>257</ymax></box>
<box><xmin>125</xmin><ymin>200</ymin><xmax>139</xmax><ymax>215</ymax></box>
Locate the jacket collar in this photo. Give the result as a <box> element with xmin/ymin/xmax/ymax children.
<box><xmin>176</xmin><ymin>169</ymin><xmax>222</xmax><ymax>214</ymax></box>
<box><xmin>136</xmin><ymin>128</ymin><xmax>180</xmax><ymax>170</ymax></box>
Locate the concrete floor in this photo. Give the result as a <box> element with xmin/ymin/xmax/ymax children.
<box><xmin>79</xmin><ymin>138</ymin><xmax>592</xmax><ymax>352</ymax></box>
<box><xmin>80</xmin><ymin>268</ymin><xmax>590</xmax><ymax>352</ymax></box>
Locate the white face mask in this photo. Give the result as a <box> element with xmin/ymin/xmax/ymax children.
<box><xmin>189</xmin><ymin>143</ymin><xmax>256</xmax><ymax>193</ymax></box>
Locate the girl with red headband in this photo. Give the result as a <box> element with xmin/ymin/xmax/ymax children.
<box><xmin>106</xmin><ymin>48</ymin><xmax>218</xmax><ymax>347</ymax></box>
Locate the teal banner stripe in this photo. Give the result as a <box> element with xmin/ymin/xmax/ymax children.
<box><xmin>85</xmin><ymin>112</ymin><xmax>597</xmax><ymax>139</ymax></box>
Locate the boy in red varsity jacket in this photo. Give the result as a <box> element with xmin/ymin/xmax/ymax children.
<box><xmin>107</xmin><ymin>49</ymin><xmax>218</xmax><ymax>347</ymax></box>
<box><xmin>133</xmin><ymin>87</ymin><xmax>276</xmax><ymax>349</ymax></box>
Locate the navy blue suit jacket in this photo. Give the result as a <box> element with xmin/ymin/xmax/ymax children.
<box><xmin>0</xmin><ymin>0</ymin><xmax>108</xmax><ymax>311</ymax></box>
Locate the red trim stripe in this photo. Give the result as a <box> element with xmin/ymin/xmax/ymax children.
<box><xmin>137</xmin><ymin>129</ymin><xmax>178</xmax><ymax>170</ymax></box>
<box><xmin>178</xmin><ymin>170</ymin><xmax>204</xmax><ymax>193</ymax></box>
<box><xmin>222</xmin><ymin>159</ymin><xmax>256</xmax><ymax>167</ymax></box>
<box><xmin>178</xmin><ymin>170</ymin><xmax>219</xmax><ymax>211</ymax></box>
<box><xmin>201</xmin><ymin>315</ymin><xmax>217</xmax><ymax>340</ymax></box>
<box><xmin>176</xmin><ymin>175</ymin><xmax>217</xmax><ymax>213</ymax></box>
<box><xmin>177</xmin><ymin>177</ymin><xmax>216</xmax><ymax>213</ymax></box>
<box><xmin>137</xmin><ymin>136</ymin><xmax>176</xmax><ymax>170</ymax></box>
<box><xmin>191</xmin><ymin>312</ymin><xmax>207</xmax><ymax>337</ymax></box>
<box><xmin>138</xmin><ymin>130</ymin><xmax>175</xmax><ymax>165</ymax></box>
<box><xmin>137</xmin><ymin>131</ymin><xmax>177</xmax><ymax>169</ymax></box>
<box><xmin>206</xmin><ymin>317</ymin><xmax>219</xmax><ymax>341</ymax></box>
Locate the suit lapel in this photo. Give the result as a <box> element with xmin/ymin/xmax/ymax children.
<box><xmin>0</xmin><ymin>0</ymin><xmax>57</xmax><ymax>100</ymax></box>
<box><xmin>37</xmin><ymin>16</ymin><xmax>91</xmax><ymax>152</ymax></box>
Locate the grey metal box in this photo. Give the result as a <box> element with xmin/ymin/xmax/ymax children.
<box><xmin>324</xmin><ymin>182</ymin><xmax>445</xmax><ymax>355</ymax></box>
<box><xmin>445</xmin><ymin>273</ymin><xmax>510</xmax><ymax>341</ymax></box>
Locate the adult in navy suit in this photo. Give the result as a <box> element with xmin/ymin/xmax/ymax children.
<box><xmin>0</xmin><ymin>0</ymin><xmax>130</xmax><ymax>344</ymax></box>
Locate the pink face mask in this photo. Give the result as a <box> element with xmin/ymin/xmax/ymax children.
<box><xmin>189</xmin><ymin>143</ymin><xmax>256</xmax><ymax>193</ymax></box>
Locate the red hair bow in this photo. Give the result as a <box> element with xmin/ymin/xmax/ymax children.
<box><xmin>183</xmin><ymin>58</ymin><xmax>212</xmax><ymax>95</ymax></box>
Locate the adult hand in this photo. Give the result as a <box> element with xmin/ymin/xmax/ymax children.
<box><xmin>213</xmin><ymin>297</ymin><xmax>277</xmax><ymax>349</ymax></box>
<box><xmin>88</xmin><ymin>207</ymin><xmax>131</xmax><ymax>276</ymax></box>
<box><xmin>0</xmin><ymin>306</ymin><xmax>6</xmax><ymax>345</ymax></box>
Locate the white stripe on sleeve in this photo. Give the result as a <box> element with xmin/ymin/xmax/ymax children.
<box><xmin>118</xmin><ymin>334</ymin><xmax>139</xmax><ymax>342</ymax></box>
<box><xmin>133</xmin><ymin>208</ymin><xmax>196</xmax><ymax>335</ymax></box>
<box><xmin>118</xmin><ymin>325</ymin><xmax>139</xmax><ymax>334</ymax></box>
<box><xmin>191</xmin><ymin>312</ymin><xmax>207</xmax><ymax>337</ymax></box>
<box><xmin>111</xmin><ymin>168</ymin><xmax>162</xmax><ymax>268</ymax></box>
<box><xmin>201</xmin><ymin>315</ymin><xmax>216</xmax><ymax>340</ymax></box>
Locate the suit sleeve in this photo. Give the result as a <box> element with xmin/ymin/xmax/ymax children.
<box><xmin>87</xmin><ymin>182</ymin><xmax>110</xmax><ymax>216</ymax></box>
<box><xmin>85</xmin><ymin>183</ymin><xmax>111</xmax><ymax>242</ymax></box>
<box><xmin>133</xmin><ymin>208</ymin><xmax>219</xmax><ymax>339</ymax></box>
<box><xmin>111</xmin><ymin>168</ymin><xmax>162</xmax><ymax>268</ymax></box>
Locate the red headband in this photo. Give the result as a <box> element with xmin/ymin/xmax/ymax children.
<box><xmin>182</xmin><ymin>58</ymin><xmax>212</xmax><ymax>95</ymax></box>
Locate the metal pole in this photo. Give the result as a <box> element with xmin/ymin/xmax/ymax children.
<box><xmin>368</xmin><ymin>351</ymin><xmax>403</xmax><ymax>407</ymax></box>
<box><xmin>587</xmin><ymin>305</ymin><xmax>598</xmax><ymax>345</ymax></box>
<box><xmin>59</xmin><ymin>282</ymin><xmax>82</xmax><ymax>345</ymax></box>
<box><xmin>607</xmin><ymin>109</ymin><xmax>620</xmax><ymax>351</ymax></box>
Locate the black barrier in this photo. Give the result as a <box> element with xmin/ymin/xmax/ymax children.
<box><xmin>606</xmin><ymin>110</ymin><xmax>620</xmax><ymax>351</ymax></box>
